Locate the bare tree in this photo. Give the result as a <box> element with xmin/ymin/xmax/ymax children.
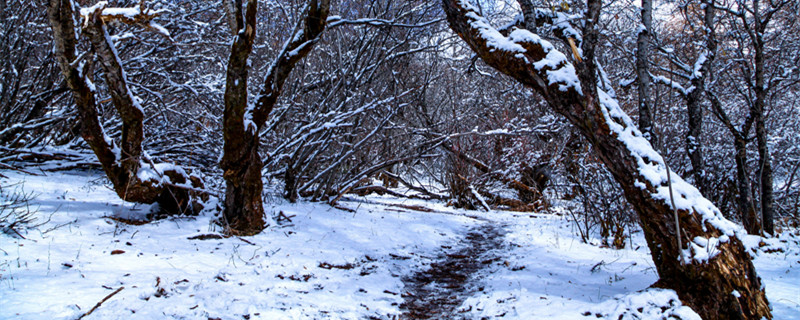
<box><xmin>635</xmin><ymin>0</ymin><xmax>656</xmax><ymax>145</ymax></box>
<box><xmin>723</xmin><ymin>0</ymin><xmax>792</xmax><ymax>235</ymax></box>
<box><xmin>0</xmin><ymin>1</ymin><xmax>67</xmax><ymax>150</ymax></box>
<box><xmin>48</xmin><ymin>0</ymin><xmax>204</xmax><ymax>216</ymax></box>
<box><xmin>441</xmin><ymin>0</ymin><xmax>770</xmax><ymax>318</ymax></box>
<box><xmin>219</xmin><ymin>0</ymin><xmax>331</xmax><ymax>235</ymax></box>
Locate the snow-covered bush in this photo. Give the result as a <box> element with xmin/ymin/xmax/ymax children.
<box><xmin>0</xmin><ymin>182</ymin><xmax>36</xmax><ymax>238</ymax></box>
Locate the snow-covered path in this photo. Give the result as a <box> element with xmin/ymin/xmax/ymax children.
<box><xmin>400</xmin><ymin>222</ymin><xmax>507</xmax><ymax>319</ymax></box>
<box><xmin>2</xmin><ymin>170</ymin><xmax>799</xmax><ymax>319</ymax></box>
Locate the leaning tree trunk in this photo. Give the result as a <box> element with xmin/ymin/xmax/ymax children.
<box><xmin>220</xmin><ymin>0</ymin><xmax>330</xmax><ymax>235</ymax></box>
<box><xmin>441</xmin><ymin>1</ymin><xmax>770</xmax><ymax>319</ymax></box>
<box><xmin>48</xmin><ymin>0</ymin><xmax>203</xmax><ymax>216</ymax></box>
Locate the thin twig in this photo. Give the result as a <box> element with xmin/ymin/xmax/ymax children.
<box><xmin>665</xmin><ymin>163</ymin><xmax>685</xmax><ymax>263</ymax></box>
<box><xmin>77</xmin><ymin>286</ymin><xmax>124</xmax><ymax>319</ymax></box>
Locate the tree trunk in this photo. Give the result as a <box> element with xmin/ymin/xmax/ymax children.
<box><xmin>636</xmin><ymin>0</ymin><xmax>656</xmax><ymax>145</ymax></box>
<box><xmin>684</xmin><ymin>0</ymin><xmax>715</xmax><ymax>197</ymax></box>
<box><xmin>685</xmin><ymin>96</ymin><xmax>707</xmax><ymax>195</ymax></box>
<box><xmin>285</xmin><ymin>159</ymin><xmax>299</xmax><ymax>203</ymax></box>
<box><xmin>48</xmin><ymin>0</ymin><xmax>203</xmax><ymax>216</ymax></box>
<box><xmin>219</xmin><ymin>0</ymin><xmax>265</xmax><ymax>235</ymax></box>
<box><xmin>757</xmin><ymin>120</ymin><xmax>774</xmax><ymax>235</ymax></box>
<box><xmin>220</xmin><ymin>0</ymin><xmax>330</xmax><ymax>234</ymax></box>
<box><xmin>221</xmin><ymin>134</ymin><xmax>266</xmax><ymax>235</ymax></box>
<box><xmin>442</xmin><ymin>1</ymin><xmax>771</xmax><ymax>318</ymax></box>
<box><xmin>734</xmin><ymin>137</ymin><xmax>762</xmax><ymax>234</ymax></box>
<box><xmin>752</xmin><ymin>5</ymin><xmax>774</xmax><ymax>235</ymax></box>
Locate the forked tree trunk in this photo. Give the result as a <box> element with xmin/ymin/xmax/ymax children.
<box><xmin>441</xmin><ymin>1</ymin><xmax>770</xmax><ymax>319</ymax></box>
<box><xmin>220</xmin><ymin>0</ymin><xmax>330</xmax><ymax>235</ymax></box>
<box><xmin>219</xmin><ymin>0</ymin><xmax>265</xmax><ymax>235</ymax></box>
<box><xmin>48</xmin><ymin>0</ymin><xmax>203</xmax><ymax>216</ymax></box>
<box><xmin>709</xmin><ymin>91</ymin><xmax>762</xmax><ymax>235</ymax></box>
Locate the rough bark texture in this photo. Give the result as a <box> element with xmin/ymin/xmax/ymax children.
<box><xmin>734</xmin><ymin>137</ymin><xmax>762</xmax><ymax>235</ymax></box>
<box><xmin>684</xmin><ymin>0</ymin><xmax>716</xmax><ymax>197</ymax></box>
<box><xmin>252</xmin><ymin>0</ymin><xmax>331</xmax><ymax>125</ymax></box>
<box><xmin>220</xmin><ymin>0</ymin><xmax>330</xmax><ymax>235</ymax></box>
<box><xmin>220</xmin><ymin>0</ymin><xmax>265</xmax><ymax>235</ymax></box>
<box><xmin>636</xmin><ymin>0</ymin><xmax>656</xmax><ymax>145</ymax></box>
<box><xmin>751</xmin><ymin>1</ymin><xmax>774</xmax><ymax>235</ymax></box>
<box><xmin>48</xmin><ymin>0</ymin><xmax>202</xmax><ymax>216</ymax></box>
<box><xmin>442</xmin><ymin>1</ymin><xmax>770</xmax><ymax>319</ymax></box>
<box><xmin>757</xmin><ymin>118</ymin><xmax>774</xmax><ymax>235</ymax></box>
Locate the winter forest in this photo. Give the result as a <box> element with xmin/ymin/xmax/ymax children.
<box><xmin>1</xmin><ymin>0</ymin><xmax>799</xmax><ymax>319</ymax></box>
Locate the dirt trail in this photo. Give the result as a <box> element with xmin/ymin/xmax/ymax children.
<box><xmin>399</xmin><ymin>222</ymin><xmax>507</xmax><ymax>319</ymax></box>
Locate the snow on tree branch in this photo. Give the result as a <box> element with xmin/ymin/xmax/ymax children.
<box><xmin>79</xmin><ymin>1</ymin><xmax>170</xmax><ymax>37</ymax></box>
<box><xmin>444</xmin><ymin>0</ymin><xmax>746</xmax><ymax>264</ymax></box>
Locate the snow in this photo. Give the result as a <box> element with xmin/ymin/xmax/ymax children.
<box><xmin>552</xmin><ymin>11</ymin><xmax>583</xmax><ymax>44</ymax></box>
<box><xmin>79</xmin><ymin>1</ymin><xmax>111</xmax><ymax>20</ymax></box>
<box><xmin>2</xmin><ymin>170</ymin><xmax>799</xmax><ymax>319</ymax></box>
<box><xmin>136</xmin><ymin>162</ymin><xmax>183</xmax><ymax>186</ymax></box>
<box><xmin>79</xmin><ymin>2</ymin><xmax>170</xmax><ymax>38</ymax></box>
<box><xmin>148</xmin><ymin>22</ymin><xmax>170</xmax><ymax>38</ymax></box>
<box><xmin>596</xmin><ymin>88</ymin><xmax>744</xmax><ymax>263</ymax></box>
<box><xmin>103</xmin><ymin>133</ymin><xmax>121</xmax><ymax>162</ymax></box>
<box><xmin>96</xmin><ymin>21</ymin><xmax>144</xmax><ymax>114</ymax></box>
<box><xmin>244</xmin><ymin>105</ymin><xmax>257</xmax><ymax>134</ymax></box>
<box><xmin>0</xmin><ymin>171</ymin><xmax>472</xmax><ymax>319</ymax></box>
<box><xmin>465</xmin><ymin>11</ymin><xmax>526</xmax><ymax>54</ymax></box>
<box><xmin>692</xmin><ymin>52</ymin><xmax>708</xmax><ymax>79</ymax></box>
<box><xmin>79</xmin><ymin>2</ymin><xmax>169</xmax><ymax>21</ymax></box>
<box><xmin>652</xmin><ymin>75</ymin><xmax>688</xmax><ymax>96</ymax></box>
<box><xmin>589</xmin><ymin>288</ymin><xmax>702</xmax><ymax>320</ymax></box>
<box><xmin>459</xmin><ymin>1</ymin><xmax>582</xmax><ymax>95</ymax></box>
<box><xmin>455</xmin><ymin>0</ymin><xmax>743</xmax><ymax>264</ymax></box>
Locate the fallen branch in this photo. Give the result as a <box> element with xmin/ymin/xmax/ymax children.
<box><xmin>442</xmin><ymin>142</ymin><xmax>543</xmax><ymax>202</ymax></box>
<box><xmin>78</xmin><ymin>286</ymin><xmax>124</xmax><ymax>320</ymax></box>
<box><xmin>0</xmin><ymin>162</ymin><xmax>41</xmax><ymax>176</ymax></box>
<box><xmin>380</xmin><ymin>171</ymin><xmax>448</xmax><ymax>200</ymax></box>
<box><xmin>477</xmin><ymin>189</ymin><xmax>547</xmax><ymax>212</ymax></box>
<box><xmin>350</xmin><ymin>185</ymin><xmax>410</xmax><ymax>198</ymax></box>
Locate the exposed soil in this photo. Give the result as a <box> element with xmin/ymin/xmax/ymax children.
<box><xmin>399</xmin><ymin>222</ymin><xmax>507</xmax><ymax>319</ymax></box>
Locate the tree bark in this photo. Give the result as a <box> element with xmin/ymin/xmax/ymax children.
<box><xmin>684</xmin><ymin>0</ymin><xmax>717</xmax><ymax>197</ymax></box>
<box><xmin>219</xmin><ymin>0</ymin><xmax>265</xmax><ymax>235</ymax></box>
<box><xmin>442</xmin><ymin>1</ymin><xmax>770</xmax><ymax>319</ymax></box>
<box><xmin>735</xmin><ymin>136</ymin><xmax>762</xmax><ymax>234</ymax></box>
<box><xmin>48</xmin><ymin>0</ymin><xmax>203</xmax><ymax>216</ymax></box>
<box><xmin>636</xmin><ymin>0</ymin><xmax>656</xmax><ymax>145</ymax></box>
<box><xmin>751</xmin><ymin>1</ymin><xmax>774</xmax><ymax>235</ymax></box>
<box><xmin>757</xmin><ymin>120</ymin><xmax>774</xmax><ymax>235</ymax></box>
<box><xmin>752</xmin><ymin>28</ymin><xmax>771</xmax><ymax>235</ymax></box>
<box><xmin>220</xmin><ymin>0</ymin><xmax>330</xmax><ymax>235</ymax></box>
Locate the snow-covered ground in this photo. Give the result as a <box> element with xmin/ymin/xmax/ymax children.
<box><xmin>1</xmin><ymin>169</ymin><xmax>798</xmax><ymax>319</ymax></box>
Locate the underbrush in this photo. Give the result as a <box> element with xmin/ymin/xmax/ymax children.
<box><xmin>0</xmin><ymin>182</ymin><xmax>37</xmax><ymax>239</ymax></box>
